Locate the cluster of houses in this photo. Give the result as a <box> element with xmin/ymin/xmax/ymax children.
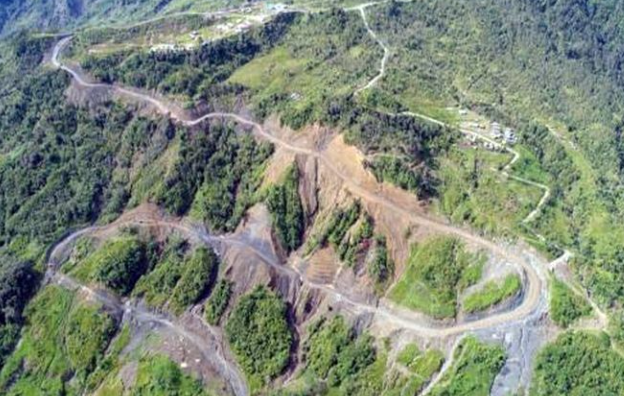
<box><xmin>490</xmin><ymin>122</ymin><xmax>517</xmax><ymax>145</ymax></box>
<box><xmin>150</xmin><ymin>3</ymin><xmax>291</xmax><ymax>54</ymax></box>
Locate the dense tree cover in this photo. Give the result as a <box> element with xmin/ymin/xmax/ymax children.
<box><xmin>336</xmin><ymin>211</ymin><xmax>373</xmax><ymax>266</ymax></box>
<box><xmin>303</xmin><ymin>316</ymin><xmax>377</xmax><ymax>391</ymax></box>
<box><xmin>0</xmin><ymin>58</ymin><xmax>180</xmax><ymax>251</ymax></box>
<box><xmin>162</xmin><ymin>124</ymin><xmax>273</xmax><ymax>232</ymax></box>
<box><xmin>169</xmin><ymin>247</ymin><xmax>219</xmax><ymax>314</ymax></box>
<box><xmin>308</xmin><ymin>201</ymin><xmax>361</xmax><ymax>253</ymax></box>
<box><xmin>429</xmin><ymin>337</ymin><xmax>505</xmax><ymax>396</ymax></box>
<box><xmin>78</xmin><ymin>8</ymin><xmax>453</xmax><ymax>198</ymax></box>
<box><xmin>204</xmin><ymin>279</ymin><xmax>233</xmax><ymax>325</ymax></box>
<box><xmin>340</xmin><ymin>108</ymin><xmax>456</xmax><ymax>199</ymax></box>
<box><xmin>0</xmin><ymin>33</ymin><xmax>184</xmax><ymax>246</ymax></box>
<box><xmin>368</xmin><ymin>0</ymin><xmax>624</xmax><ymax>307</ymax></box>
<box><xmin>80</xmin><ymin>12</ymin><xmax>299</xmax><ymax>98</ymax></box>
<box><xmin>549</xmin><ymin>279</ymin><xmax>592</xmax><ymax>328</ymax></box>
<box><xmin>225</xmin><ymin>286</ymin><xmax>293</xmax><ymax>387</ymax></box>
<box><xmin>0</xmin><ymin>286</ymin><xmax>119</xmax><ymax>394</ymax></box>
<box><xmin>531</xmin><ymin>332</ymin><xmax>624</xmax><ymax>395</ymax></box>
<box><xmin>366</xmin><ymin>155</ymin><xmax>423</xmax><ymax>195</ymax></box>
<box><xmin>0</xmin><ymin>0</ymin><xmax>182</xmax><ymax>36</ymax></box>
<box><xmin>131</xmin><ymin>354</ymin><xmax>209</xmax><ymax>396</ymax></box>
<box><xmin>73</xmin><ymin>236</ymin><xmax>219</xmax><ymax>314</ymax></box>
<box><xmin>0</xmin><ymin>258</ymin><xmax>39</xmax><ymax>366</ymax></box>
<box><xmin>0</xmin><ymin>32</ymin><xmax>161</xmax><ymax>372</ymax></box>
<box><xmin>87</xmin><ymin>237</ymin><xmax>147</xmax><ymax>295</ymax></box>
<box><xmin>267</xmin><ymin>165</ymin><xmax>305</xmax><ymax>252</ymax></box>
<box><xmin>368</xmin><ymin>235</ymin><xmax>394</xmax><ymax>290</ymax></box>
<box><xmin>133</xmin><ymin>237</ymin><xmax>188</xmax><ymax>308</ymax></box>
<box><xmin>389</xmin><ymin>237</ymin><xmax>484</xmax><ymax>318</ymax></box>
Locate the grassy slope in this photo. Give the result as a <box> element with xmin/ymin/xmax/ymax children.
<box><xmin>462</xmin><ymin>274</ymin><xmax>522</xmax><ymax>314</ymax></box>
<box><xmin>0</xmin><ymin>286</ymin><xmax>118</xmax><ymax>394</ymax></box>
<box><xmin>389</xmin><ymin>236</ymin><xmax>484</xmax><ymax>318</ymax></box>
<box><xmin>430</xmin><ymin>337</ymin><xmax>505</xmax><ymax>396</ymax></box>
<box><xmin>550</xmin><ymin>279</ymin><xmax>592</xmax><ymax>328</ymax></box>
<box><xmin>366</xmin><ymin>0</ymin><xmax>624</xmax><ymax>307</ymax></box>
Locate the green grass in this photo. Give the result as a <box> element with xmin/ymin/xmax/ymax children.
<box><xmin>396</xmin><ymin>343</ymin><xmax>445</xmax><ymax>381</ymax></box>
<box><xmin>0</xmin><ymin>286</ymin><xmax>118</xmax><ymax>394</ymax></box>
<box><xmin>229</xmin><ymin>46</ymin><xmax>310</xmax><ymax>91</ymax></box>
<box><xmin>511</xmin><ymin>146</ymin><xmax>551</xmax><ymax>185</ymax></box>
<box><xmin>435</xmin><ymin>146</ymin><xmax>544</xmax><ymax>237</ymax></box>
<box><xmin>429</xmin><ymin>337</ymin><xmax>505</xmax><ymax>396</ymax></box>
<box><xmin>388</xmin><ymin>236</ymin><xmax>485</xmax><ymax>318</ymax></box>
<box><xmin>132</xmin><ymin>354</ymin><xmax>209</xmax><ymax>395</ymax></box>
<box><xmin>463</xmin><ymin>274</ymin><xmax>522</xmax><ymax>314</ymax></box>
<box><xmin>550</xmin><ymin>279</ymin><xmax>592</xmax><ymax>328</ymax></box>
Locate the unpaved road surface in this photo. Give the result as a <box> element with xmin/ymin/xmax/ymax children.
<box><xmin>49</xmin><ymin>28</ymin><xmax>601</xmax><ymax>395</ymax></box>
<box><xmin>49</xmin><ymin>249</ymin><xmax>248</xmax><ymax>396</ymax></box>
<box><xmin>50</xmin><ymin>32</ymin><xmax>551</xmax><ymax>337</ymax></box>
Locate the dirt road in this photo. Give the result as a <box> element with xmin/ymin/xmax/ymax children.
<box><xmin>49</xmin><ymin>36</ymin><xmax>555</xmax><ymax>337</ymax></box>
<box><xmin>51</xmin><ymin>271</ymin><xmax>248</xmax><ymax>396</ymax></box>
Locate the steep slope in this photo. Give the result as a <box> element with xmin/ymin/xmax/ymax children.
<box><xmin>0</xmin><ymin>0</ymin><xmax>178</xmax><ymax>36</ymax></box>
<box><xmin>1</xmin><ymin>2</ymin><xmax>624</xmax><ymax>395</ymax></box>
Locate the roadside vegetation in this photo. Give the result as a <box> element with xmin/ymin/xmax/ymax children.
<box><xmin>266</xmin><ymin>165</ymin><xmax>305</xmax><ymax>252</ymax></box>
<box><xmin>68</xmin><ymin>235</ymin><xmax>220</xmax><ymax>314</ymax></box>
<box><xmin>165</xmin><ymin>126</ymin><xmax>274</xmax><ymax>232</ymax></box>
<box><xmin>531</xmin><ymin>331</ymin><xmax>624</xmax><ymax>395</ymax></box>
<box><xmin>131</xmin><ymin>354</ymin><xmax>209</xmax><ymax>396</ymax></box>
<box><xmin>73</xmin><ymin>236</ymin><xmax>147</xmax><ymax>295</ymax></box>
<box><xmin>169</xmin><ymin>247</ymin><xmax>219</xmax><ymax>314</ymax></box>
<box><xmin>368</xmin><ymin>0</ymin><xmax>624</xmax><ymax>311</ymax></box>
<box><xmin>368</xmin><ymin>235</ymin><xmax>394</xmax><ymax>292</ymax></box>
<box><xmin>395</xmin><ymin>343</ymin><xmax>444</xmax><ymax>392</ymax></box>
<box><xmin>79</xmin><ymin>12</ymin><xmax>299</xmax><ymax>101</ymax></box>
<box><xmin>436</xmin><ymin>146</ymin><xmax>543</xmax><ymax>236</ymax></box>
<box><xmin>549</xmin><ymin>279</ymin><xmax>592</xmax><ymax>328</ymax></box>
<box><xmin>306</xmin><ymin>201</ymin><xmax>394</xmax><ymax>292</ymax></box>
<box><xmin>0</xmin><ymin>286</ymin><xmax>119</xmax><ymax>394</ymax></box>
<box><xmin>279</xmin><ymin>316</ymin><xmax>388</xmax><ymax>395</ymax></box>
<box><xmin>204</xmin><ymin>279</ymin><xmax>233</xmax><ymax>325</ymax></box>
<box><xmin>429</xmin><ymin>337</ymin><xmax>505</xmax><ymax>396</ymax></box>
<box><xmin>225</xmin><ymin>286</ymin><xmax>293</xmax><ymax>390</ymax></box>
<box><xmin>389</xmin><ymin>237</ymin><xmax>485</xmax><ymax>318</ymax></box>
<box><xmin>462</xmin><ymin>274</ymin><xmax>522</xmax><ymax>314</ymax></box>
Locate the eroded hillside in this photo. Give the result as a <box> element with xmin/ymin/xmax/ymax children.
<box><xmin>1</xmin><ymin>1</ymin><xmax>624</xmax><ymax>396</ymax></box>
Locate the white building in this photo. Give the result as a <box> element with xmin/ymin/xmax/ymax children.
<box><xmin>491</xmin><ymin>122</ymin><xmax>502</xmax><ymax>139</ymax></box>
<box><xmin>504</xmin><ymin>127</ymin><xmax>517</xmax><ymax>145</ymax></box>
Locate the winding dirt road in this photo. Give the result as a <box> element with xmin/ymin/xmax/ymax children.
<box><xmin>353</xmin><ymin>4</ymin><xmax>389</xmax><ymax>95</ymax></box>
<box><xmin>44</xmin><ymin>21</ymin><xmax>601</xmax><ymax>394</ymax></box>
<box><xmin>49</xmin><ymin>35</ymin><xmax>555</xmax><ymax>337</ymax></box>
<box><xmin>47</xmin><ymin>229</ymin><xmax>249</xmax><ymax>396</ymax></box>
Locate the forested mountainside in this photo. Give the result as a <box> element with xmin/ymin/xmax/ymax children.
<box><xmin>367</xmin><ymin>0</ymin><xmax>624</xmax><ymax>308</ymax></box>
<box><xmin>2</xmin><ymin>0</ymin><xmax>624</xmax><ymax>395</ymax></box>
<box><xmin>0</xmin><ymin>0</ymin><xmax>247</xmax><ymax>36</ymax></box>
